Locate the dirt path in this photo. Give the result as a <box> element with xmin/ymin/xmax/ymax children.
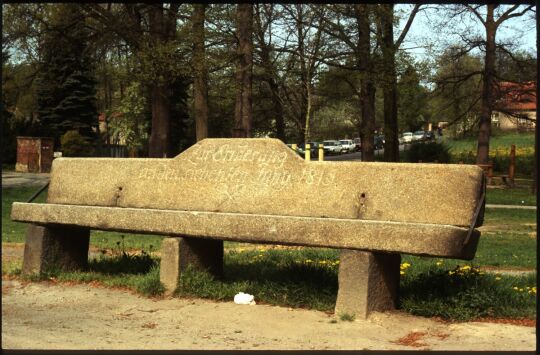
<box><xmin>1</xmin><ymin>278</ymin><xmax>535</xmax><ymax>350</ymax></box>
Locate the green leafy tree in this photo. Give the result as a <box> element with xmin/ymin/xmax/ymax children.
<box><xmin>398</xmin><ymin>64</ymin><xmax>430</xmax><ymax>132</ymax></box>
<box><xmin>108</xmin><ymin>82</ymin><xmax>149</xmax><ymax>150</ymax></box>
<box><xmin>430</xmin><ymin>49</ymin><xmax>483</xmax><ymax>136</ymax></box>
<box><xmin>35</xmin><ymin>4</ymin><xmax>98</xmax><ymax>145</ymax></box>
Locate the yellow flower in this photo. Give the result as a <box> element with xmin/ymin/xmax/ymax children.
<box><xmin>495</xmin><ymin>277</ymin><xmax>501</xmax><ymax>280</ymax></box>
<box><xmin>238</xmin><ymin>248</ymin><xmax>245</xmax><ymax>253</ymax></box>
<box><xmin>448</xmin><ymin>271</ymin><xmax>455</xmax><ymax>275</ymax></box>
<box><xmin>319</xmin><ymin>260</ymin><xmax>327</xmax><ymax>264</ymax></box>
<box><xmin>460</xmin><ymin>265</ymin><xmax>471</xmax><ymax>271</ymax></box>
<box><xmin>305</xmin><ymin>259</ymin><xmax>312</xmax><ymax>263</ymax></box>
<box><xmin>400</xmin><ymin>263</ymin><xmax>411</xmax><ymax>270</ymax></box>
<box><xmin>400</xmin><ymin>271</ymin><xmax>405</xmax><ymax>275</ymax></box>
<box><xmin>519</xmin><ymin>288</ymin><xmax>524</xmax><ymax>292</ymax></box>
<box><xmin>513</xmin><ymin>286</ymin><xmax>519</xmax><ymax>290</ymax></box>
<box><xmin>436</xmin><ymin>261</ymin><xmax>443</xmax><ymax>266</ymax></box>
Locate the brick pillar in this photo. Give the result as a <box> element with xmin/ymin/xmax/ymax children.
<box><xmin>22</xmin><ymin>224</ymin><xmax>90</xmax><ymax>275</ymax></box>
<box><xmin>335</xmin><ymin>250</ymin><xmax>400</xmax><ymax>319</ymax></box>
<box><xmin>160</xmin><ymin>237</ymin><xmax>223</xmax><ymax>294</ymax></box>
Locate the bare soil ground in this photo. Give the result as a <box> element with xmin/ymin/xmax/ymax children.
<box><xmin>1</xmin><ymin>272</ymin><xmax>536</xmax><ymax>350</ymax></box>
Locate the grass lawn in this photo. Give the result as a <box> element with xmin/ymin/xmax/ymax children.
<box><xmin>444</xmin><ymin>132</ymin><xmax>535</xmax><ymax>177</ymax></box>
<box><xmin>444</xmin><ymin>132</ymin><xmax>535</xmax><ymax>152</ymax></box>
<box><xmin>486</xmin><ymin>186</ymin><xmax>537</xmax><ymax>206</ymax></box>
<box><xmin>2</xmin><ymin>184</ymin><xmax>536</xmax><ymax>321</ymax></box>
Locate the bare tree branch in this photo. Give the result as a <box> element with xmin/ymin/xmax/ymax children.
<box><xmin>395</xmin><ymin>4</ymin><xmax>421</xmax><ymax>49</ymax></box>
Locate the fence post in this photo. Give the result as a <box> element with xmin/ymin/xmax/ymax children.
<box><xmin>319</xmin><ymin>144</ymin><xmax>324</xmax><ymax>161</ymax></box>
<box><xmin>488</xmin><ymin>160</ymin><xmax>494</xmax><ymax>185</ymax></box>
<box><xmin>305</xmin><ymin>143</ymin><xmax>311</xmax><ymax>162</ymax></box>
<box><xmin>509</xmin><ymin>144</ymin><xmax>516</xmax><ymax>186</ymax></box>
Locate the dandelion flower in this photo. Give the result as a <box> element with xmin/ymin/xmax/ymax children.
<box><xmin>495</xmin><ymin>277</ymin><xmax>501</xmax><ymax>280</ymax></box>
<box><xmin>436</xmin><ymin>261</ymin><xmax>443</xmax><ymax>266</ymax></box>
<box><xmin>400</xmin><ymin>271</ymin><xmax>405</xmax><ymax>275</ymax></box>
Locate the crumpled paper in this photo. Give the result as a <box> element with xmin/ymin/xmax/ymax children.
<box><xmin>234</xmin><ymin>292</ymin><xmax>256</xmax><ymax>305</ymax></box>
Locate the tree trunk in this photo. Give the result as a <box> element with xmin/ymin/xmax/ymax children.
<box><xmin>148</xmin><ymin>84</ymin><xmax>171</xmax><ymax>157</ymax></box>
<box><xmin>254</xmin><ymin>5</ymin><xmax>286</xmax><ymax>142</ymax></box>
<box><xmin>192</xmin><ymin>4</ymin><xmax>208</xmax><ymax>142</ymax></box>
<box><xmin>356</xmin><ymin>4</ymin><xmax>375</xmax><ymax>162</ymax></box>
<box><xmin>476</xmin><ymin>5</ymin><xmax>496</xmax><ymax>165</ymax></box>
<box><xmin>233</xmin><ymin>4</ymin><xmax>253</xmax><ymax>138</ymax></box>
<box><xmin>360</xmin><ymin>82</ymin><xmax>376</xmax><ymax>162</ymax></box>
<box><xmin>270</xmin><ymin>79</ymin><xmax>286</xmax><ymax>141</ymax></box>
<box><xmin>148</xmin><ymin>4</ymin><xmax>172</xmax><ymax>157</ymax></box>
<box><xmin>381</xmin><ymin>4</ymin><xmax>399</xmax><ymax>162</ymax></box>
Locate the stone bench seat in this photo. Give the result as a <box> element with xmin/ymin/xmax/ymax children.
<box><xmin>11</xmin><ymin>203</ymin><xmax>480</xmax><ymax>259</ymax></box>
<box><xmin>11</xmin><ymin>138</ymin><xmax>485</xmax><ymax>319</ymax></box>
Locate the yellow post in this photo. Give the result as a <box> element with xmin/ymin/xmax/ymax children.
<box><xmin>319</xmin><ymin>143</ymin><xmax>324</xmax><ymax>161</ymax></box>
<box><xmin>291</xmin><ymin>143</ymin><xmax>297</xmax><ymax>153</ymax></box>
<box><xmin>305</xmin><ymin>143</ymin><xmax>311</xmax><ymax>161</ymax></box>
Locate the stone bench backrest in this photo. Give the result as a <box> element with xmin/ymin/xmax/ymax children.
<box><xmin>47</xmin><ymin>138</ymin><xmax>484</xmax><ymax>228</ymax></box>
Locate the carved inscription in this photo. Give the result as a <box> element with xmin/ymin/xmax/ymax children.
<box><xmin>137</xmin><ymin>144</ymin><xmax>336</xmax><ymax>191</ymax></box>
<box><xmin>187</xmin><ymin>143</ymin><xmax>289</xmax><ymax>168</ymax></box>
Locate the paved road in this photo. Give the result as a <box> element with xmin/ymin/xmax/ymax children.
<box><xmin>2</xmin><ymin>172</ymin><xmax>50</xmax><ymax>188</ymax></box>
<box><xmin>485</xmin><ymin>204</ymin><xmax>536</xmax><ymax>210</ymax></box>
<box><xmin>324</xmin><ymin>144</ymin><xmax>408</xmax><ymax>161</ymax></box>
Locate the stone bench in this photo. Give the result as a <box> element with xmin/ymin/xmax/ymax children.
<box><xmin>11</xmin><ymin>138</ymin><xmax>485</xmax><ymax>318</ymax></box>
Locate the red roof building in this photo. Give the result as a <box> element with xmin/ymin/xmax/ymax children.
<box><xmin>492</xmin><ymin>81</ymin><xmax>536</xmax><ymax>131</ymax></box>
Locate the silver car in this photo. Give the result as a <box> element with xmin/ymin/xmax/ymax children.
<box><xmin>323</xmin><ymin>140</ymin><xmax>343</xmax><ymax>154</ymax></box>
<box><xmin>339</xmin><ymin>139</ymin><xmax>355</xmax><ymax>153</ymax></box>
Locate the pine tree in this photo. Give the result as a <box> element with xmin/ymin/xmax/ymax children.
<box><xmin>35</xmin><ymin>4</ymin><xmax>98</xmax><ymax>145</ymax></box>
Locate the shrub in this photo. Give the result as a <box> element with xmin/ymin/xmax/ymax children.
<box><xmin>450</xmin><ymin>146</ymin><xmax>535</xmax><ymax>176</ymax></box>
<box><xmin>405</xmin><ymin>141</ymin><xmax>451</xmax><ymax>163</ymax></box>
<box><xmin>60</xmin><ymin>130</ymin><xmax>94</xmax><ymax>157</ymax></box>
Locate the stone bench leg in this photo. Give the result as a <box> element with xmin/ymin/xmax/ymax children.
<box><xmin>335</xmin><ymin>250</ymin><xmax>400</xmax><ymax>319</ymax></box>
<box><xmin>160</xmin><ymin>237</ymin><xmax>223</xmax><ymax>294</ymax></box>
<box><xmin>22</xmin><ymin>224</ymin><xmax>90</xmax><ymax>275</ymax></box>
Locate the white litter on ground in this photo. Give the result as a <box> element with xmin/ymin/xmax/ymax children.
<box><xmin>234</xmin><ymin>292</ymin><xmax>256</xmax><ymax>305</ymax></box>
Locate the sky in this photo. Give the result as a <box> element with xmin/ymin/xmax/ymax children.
<box><xmin>396</xmin><ymin>4</ymin><xmax>537</xmax><ymax>62</ymax></box>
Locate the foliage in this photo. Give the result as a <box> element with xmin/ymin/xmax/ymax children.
<box><xmin>108</xmin><ymin>82</ymin><xmax>149</xmax><ymax>150</ymax></box>
<box><xmin>397</xmin><ymin>63</ymin><xmax>431</xmax><ymax>132</ymax></box>
<box><xmin>429</xmin><ymin>50</ymin><xmax>483</xmax><ymax>136</ymax></box>
<box><xmin>404</xmin><ymin>141</ymin><xmax>451</xmax><ymax>163</ymax></box>
<box><xmin>34</xmin><ymin>4</ymin><xmax>98</xmax><ymax>143</ymax></box>
<box><xmin>400</xmin><ymin>266</ymin><xmax>536</xmax><ymax>321</ymax></box>
<box><xmin>60</xmin><ymin>130</ymin><xmax>94</xmax><ymax>157</ymax></box>
<box><xmin>445</xmin><ymin>132</ymin><xmax>536</xmax><ymax>176</ymax></box>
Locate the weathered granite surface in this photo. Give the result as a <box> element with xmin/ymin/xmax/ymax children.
<box><xmin>335</xmin><ymin>250</ymin><xmax>401</xmax><ymax>318</ymax></box>
<box><xmin>42</xmin><ymin>138</ymin><xmax>484</xmax><ymax>227</ymax></box>
<box><xmin>11</xmin><ymin>203</ymin><xmax>480</xmax><ymax>259</ymax></box>
<box><xmin>22</xmin><ymin>224</ymin><xmax>89</xmax><ymax>274</ymax></box>
<box><xmin>160</xmin><ymin>237</ymin><xmax>223</xmax><ymax>295</ymax></box>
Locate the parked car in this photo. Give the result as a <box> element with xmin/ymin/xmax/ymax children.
<box><xmin>374</xmin><ymin>135</ymin><xmax>385</xmax><ymax>150</ymax></box>
<box><xmin>401</xmin><ymin>132</ymin><xmax>413</xmax><ymax>143</ymax></box>
<box><xmin>339</xmin><ymin>139</ymin><xmax>356</xmax><ymax>153</ymax></box>
<box><xmin>353</xmin><ymin>137</ymin><xmax>361</xmax><ymax>151</ymax></box>
<box><xmin>412</xmin><ymin>130</ymin><xmax>426</xmax><ymax>141</ymax></box>
<box><xmin>298</xmin><ymin>142</ymin><xmax>320</xmax><ymax>157</ymax></box>
<box><xmin>323</xmin><ymin>140</ymin><xmax>343</xmax><ymax>154</ymax></box>
<box><xmin>424</xmin><ymin>131</ymin><xmax>435</xmax><ymax>141</ymax></box>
